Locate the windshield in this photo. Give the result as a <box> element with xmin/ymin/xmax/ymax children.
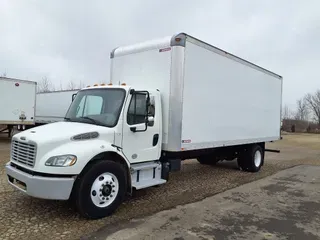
<box><xmin>65</xmin><ymin>88</ymin><xmax>126</xmax><ymax>127</ymax></box>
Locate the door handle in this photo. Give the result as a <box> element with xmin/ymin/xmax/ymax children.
<box><xmin>153</xmin><ymin>134</ymin><xmax>159</xmax><ymax>146</ymax></box>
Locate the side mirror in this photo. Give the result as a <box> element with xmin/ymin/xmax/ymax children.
<box><xmin>147</xmin><ymin>116</ymin><xmax>154</xmax><ymax>127</ymax></box>
<box><xmin>72</xmin><ymin>93</ymin><xmax>76</xmax><ymax>101</ymax></box>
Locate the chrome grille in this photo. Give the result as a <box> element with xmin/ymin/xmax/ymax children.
<box><xmin>11</xmin><ymin>140</ymin><xmax>37</xmax><ymax>167</ymax></box>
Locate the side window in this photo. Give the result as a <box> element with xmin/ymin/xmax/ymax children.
<box><xmin>76</xmin><ymin>95</ymin><xmax>103</xmax><ymax>117</ymax></box>
<box><xmin>127</xmin><ymin>93</ymin><xmax>147</xmax><ymax>125</ymax></box>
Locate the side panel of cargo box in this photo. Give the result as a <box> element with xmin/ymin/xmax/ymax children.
<box><xmin>180</xmin><ymin>37</ymin><xmax>282</xmax><ymax>151</ymax></box>
<box><xmin>35</xmin><ymin>90</ymin><xmax>79</xmax><ymax>124</ymax></box>
<box><xmin>0</xmin><ymin>78</ymin><xmax>36</xmax><ymax>125</ymax></box>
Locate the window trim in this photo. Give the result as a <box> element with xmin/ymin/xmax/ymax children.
<box><xmin>127</xmin><ymin>92</ymin><xmax>148</xmax><ymax>126</ymax></box>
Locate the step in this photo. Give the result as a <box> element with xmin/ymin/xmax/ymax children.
<box><xmin>131</xmin><ymin>162</ymin><xmax>160</xmax><ymax>171</ymax></box>
<box><xmin>132</xmin><ymin>179</ymin><xmax>167</xmax><ymax>190</ymax></box>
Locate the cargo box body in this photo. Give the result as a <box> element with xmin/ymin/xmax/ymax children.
<box><xmin>111</xmin><ymin>33</ymin><xmax>282</xmax><ymax>152</ymax></box>
<box><xmin>0</xmin><ymin>77</ymin><xmax>37</xmax><ymax>125</ymax></box>
<box><xmin>35</xmin><ymin>90</ymin><xmax>79</xmax><ymax>124</ymax></box>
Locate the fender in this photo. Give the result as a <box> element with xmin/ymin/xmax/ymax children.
<box><xmin>36</xmin><ymin>140</ymin><xmax>130</xmax><ymax>175</ymax></box>
<box><xmin>80</xmin><ymin>144</ymin><xmax>133</xmax><ymax>195</ymax></box>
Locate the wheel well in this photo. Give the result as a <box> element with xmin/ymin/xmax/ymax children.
<box><xmin>257</xmin><ymin>142</ymin><xmax>265</xmax><ymax>151</ymax></box>
<box><xmin>85</xmin><ymin>151</ymin><xmax>132</xmax><ymax>195</ymax></box>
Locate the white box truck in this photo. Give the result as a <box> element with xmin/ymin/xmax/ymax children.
<box><xmin>5</xmin><ymin>33</ymin><xmax>283</xmax><ymax>219</ymax></box>
<box><xmin>0</xmin><ymin>77</ymin><xmax>37</xmax><ymax>137</ymax></box>
<box><xmin>34</xmin><ymin>90</ymin><xmax>80</xmax><ymax>126</ymax></box>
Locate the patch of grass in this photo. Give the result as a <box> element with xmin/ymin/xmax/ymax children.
<box><xmin>271</xmin><ymin>134</ymin><xmax>320</xmax><ymax>150</ymax></box>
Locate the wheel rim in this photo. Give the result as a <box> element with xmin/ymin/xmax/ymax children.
<box><xmin>90</xmin><ymin>172</ymin><xmax>119</xmax><ymax>208</ymax></box>
<box><xmin>254</xmin><ymin>150</ymin><xmax>262</xmax><ymax>167</ymax></box>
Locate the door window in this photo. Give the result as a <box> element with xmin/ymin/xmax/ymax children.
<box><xmin>127</xmin><ymin>93</ymin><xmax>147</xmax><ymax>125</ymax></box>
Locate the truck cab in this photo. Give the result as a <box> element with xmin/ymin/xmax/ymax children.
<box><xmin>5</xmin><ymin>84</ymin><xmax>165</xmax><ymax>219</ymax></box>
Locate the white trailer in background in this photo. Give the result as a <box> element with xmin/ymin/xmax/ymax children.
<box><xmin>0</xmin><ymin>77</ymin><xmax>37</xmax><ymax>137</ymax></box>
<box><xmin>5</xmin><ymin>33</ymin><xmax>283</xmax><ymax>219</ymax></box>
<box><xmin>35</xmin><ymin>90</ymin><xmax>79</xmax><ymax>125</ymax></box>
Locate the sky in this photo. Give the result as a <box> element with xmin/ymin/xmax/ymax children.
<box><xmin>0</xmin><ymin>0</ymin><xmax>319</xmax><ymax>109</ymax></box>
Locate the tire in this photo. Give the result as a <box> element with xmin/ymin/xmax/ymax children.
<box><xmin>73</xmin><ymin>160</ymin><xmax>127</xmax><ymax>219</ymax></box>
<box><xmin>237</xmin><ymin>144</ymin><xmax>264</xmax><ymax>172</ymax></box>
<box><xmin>197</xmin><ymin>155</ymin><xmax>219</xmax><ymax>165</ymax></box>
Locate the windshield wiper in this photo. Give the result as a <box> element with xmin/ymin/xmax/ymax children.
<box><xmin>79</xmin><ymin>116</ymin><xmax>105</xmax><ymax>126</ymax></box>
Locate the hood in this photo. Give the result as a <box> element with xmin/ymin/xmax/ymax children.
<box><xmin>13</xmin><ymin>121</ymin><xmax>113</xmax><ymax>143</ymax></box>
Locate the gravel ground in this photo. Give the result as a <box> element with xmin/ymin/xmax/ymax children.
<box><xmin>0</xmin><ymin>133</ymin><xmax>319</xmax><ymax>240</ymax></box>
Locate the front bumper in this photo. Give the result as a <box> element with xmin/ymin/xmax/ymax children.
<box><xmin>5</xmin><ymin>163</ymin><xmax>75</xmax><ymax>200</ymax></box>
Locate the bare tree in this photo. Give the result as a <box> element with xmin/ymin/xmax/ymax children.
<box><xmin>67</xmin><ymin>80</ymin><xmax>77</xmax><ymax>90</ymax></box>
<box><xmin>37</xmin><ymin>76</ymin><xmax>55</xmax><ymax>93</ymax></box>
<box><xmin>58</xmin><ymin>81</ymin><xmax>64</xmax><ymax>91</ymax></box>
<box><xmin>282</xmin><ymin>105</ymin><xmax>293</xmax><ymax>120</ymax></box>
<box><xmin>294</xmin><ymin>97</ymin><xmax>309</xmax><ymax>121</ymax></box>
<box><xmin>78</xmin><ymin>80</ymin><xmax>85</xmax><ymax>89</ymax></box>
<box><xmin>1</xmin><ymin>71</ymin><xmax>7</xmax><ymax>77</ymax></box>
<box><xmin>305</xmin><ymin>90</ymin><xmax>320</xmax><ymax>125</ymax></box>
<box><xmin>66</xmin><ymin>80</ymin><xmax>85</xmax><ymax>90</ymax></box>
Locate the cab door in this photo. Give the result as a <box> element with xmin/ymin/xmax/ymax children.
<box><xmin>121</xmin><ymin>90</ymin><xmax>161</xmax><ymax>163</ymax></box>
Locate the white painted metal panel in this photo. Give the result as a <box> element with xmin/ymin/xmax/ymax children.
<box><xmin>0</xmin><ymin>78</ymin><xmax>36</xmax><ymax>125</ymax></box>
<box><xmin>111</xmin><ymin>46</ymin><xmax>172</xmax><ymax>146</ymax></box>
<box><xmin>110</xmin><ymin>33</ymin><xmax>282</xmax><ymax>153</ymax></box>
<box><xmin>181</xmin><ymin>40</ymin><xmax>282</xmax><ymax>150</ymax></box>
<box><xmin>35</xmin><ymin>90</ymin><xmax>79</xmax><ymax>123</ymax></box>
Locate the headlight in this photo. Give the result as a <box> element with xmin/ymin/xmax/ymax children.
<box><xmin>45</xmin><ymin>155</ymin><xmax>77</xmax><ymax>167</ymax></box>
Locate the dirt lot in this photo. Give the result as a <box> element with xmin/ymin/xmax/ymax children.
<box><xmin>0</xmin><ymin>133</ymin><xmax>319</xmax><ymax>240</ymax></box>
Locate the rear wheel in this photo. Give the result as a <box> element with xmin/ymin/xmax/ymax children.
<box><xmin>237</xmin><ymin>144</ymin><xmax>264</xmax><ymax>172</ymax></box>
<box><xmin>73</xmin><ymin>160</ymin><xmax>127</xmax><ymax>219</ymax></box>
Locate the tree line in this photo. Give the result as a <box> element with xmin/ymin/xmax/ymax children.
<box><xmin>282</xmin><ymin>89</ymin><xmax>320</xmax><ymax>125</ymax></box>
<box><xmin>1</xmin><ymin>72</ymin><xmax>86</xmax><ymax>93</ymax></box>
<box><xmin>37</xmin><ymin>76</ymin><xmax>86</xmax><ymax>93</ymax></box>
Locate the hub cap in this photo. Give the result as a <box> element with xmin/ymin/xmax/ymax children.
<box><xmin>254</xmin><ymin>150</ymin><xmax>262</xmax><ymax>167</ymax></box>
<box><xmin>90</xmin><ymin>172</ymin><xmax>119</xmax><ymax>208</ymax></box>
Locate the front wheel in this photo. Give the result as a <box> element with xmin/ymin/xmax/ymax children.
<box><xmin>73</xmin><ymin>160</ymin><xmax>127</xmax><ymax>219</ymax></box>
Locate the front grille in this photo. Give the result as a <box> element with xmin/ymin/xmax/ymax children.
<box><xmin>11</xmin><ymin>140</ymin><xmax>37</xmax><ymax>167</ymax></box>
